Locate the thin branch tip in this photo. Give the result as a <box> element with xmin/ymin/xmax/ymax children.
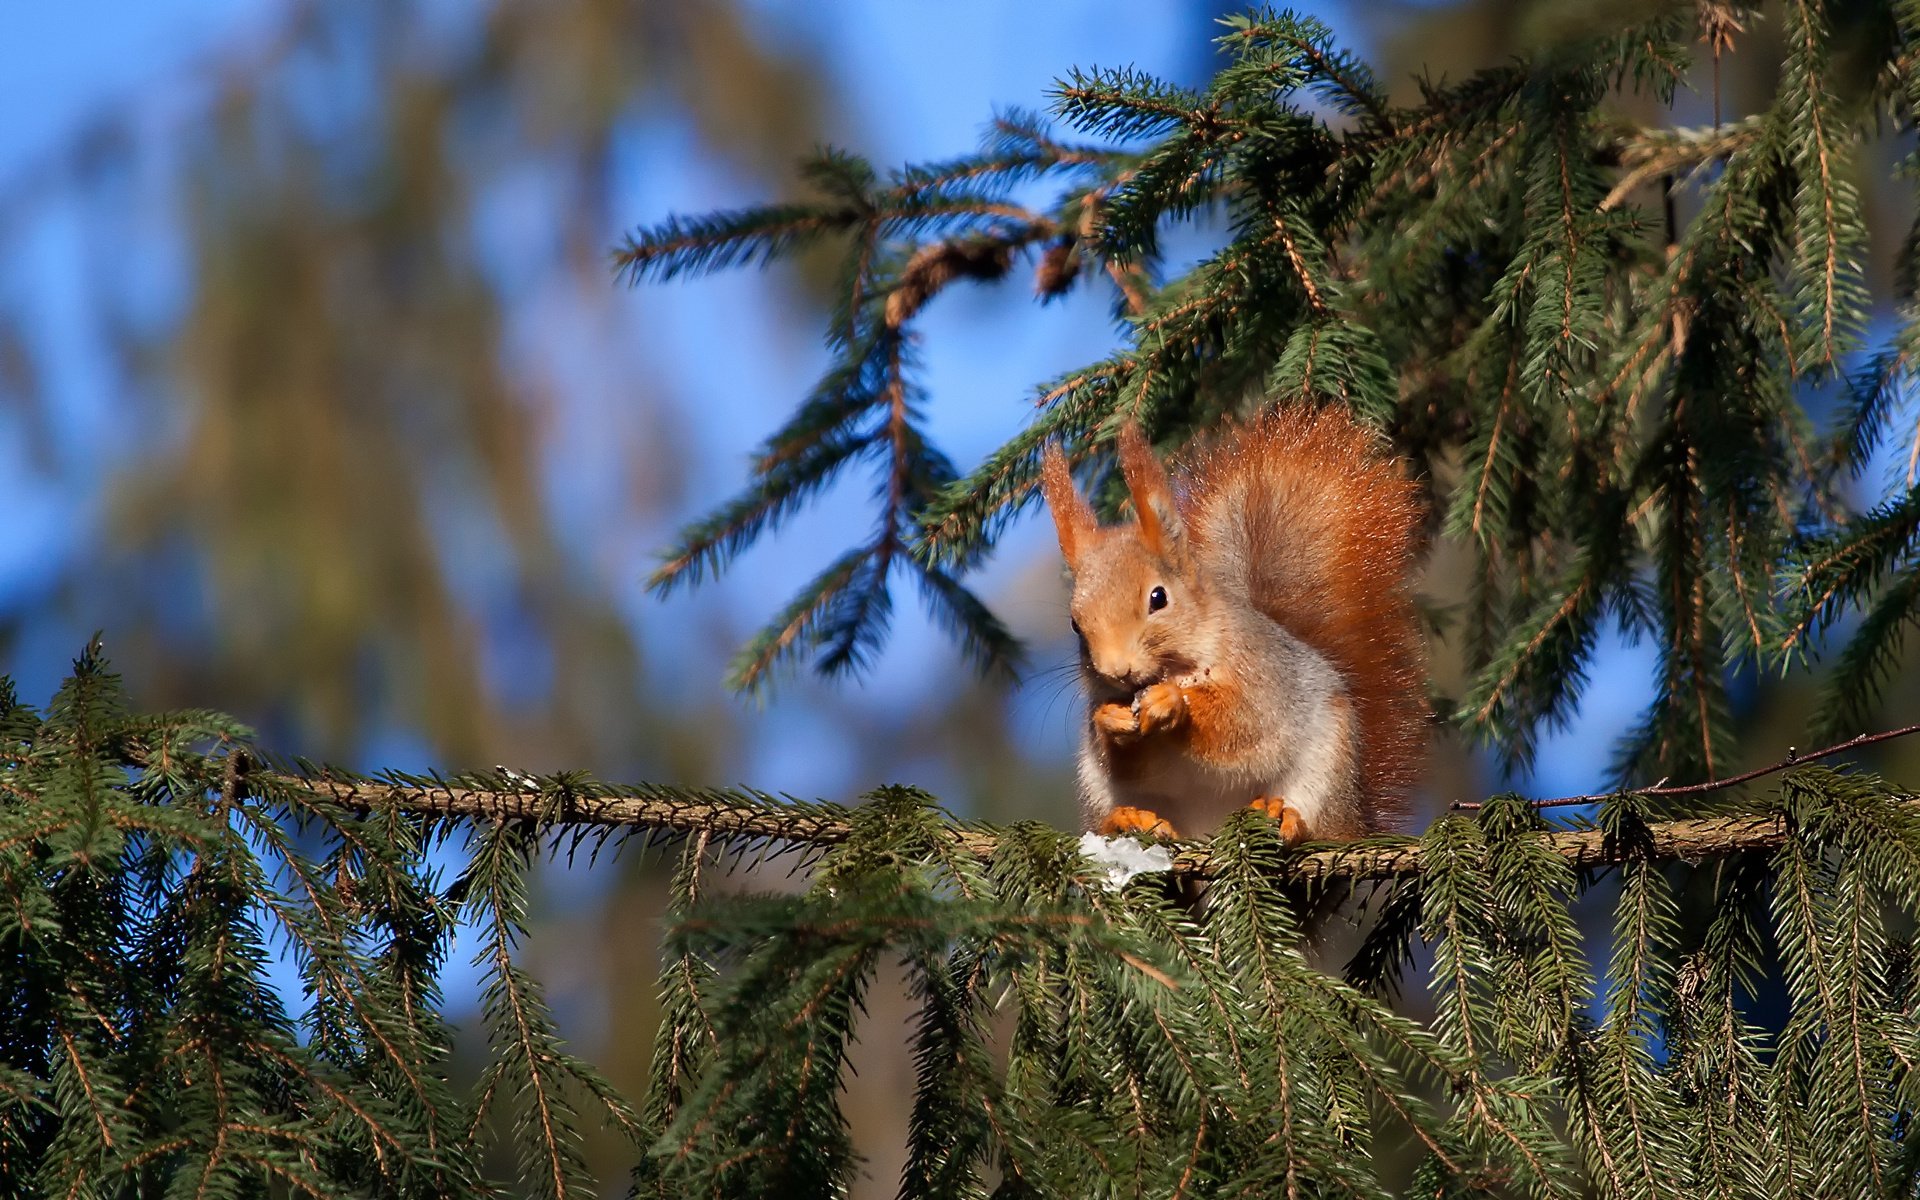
<box><xmin>1454</xmin><ymin>721</ymin><xmax>1920</xmax><ymax>813</ymax></box>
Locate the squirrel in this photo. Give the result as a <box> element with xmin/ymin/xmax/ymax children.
<box><xmin>1039</xmin><ymin>405</ymin><xmax>1427</xmax><ymax>844</ymax></box>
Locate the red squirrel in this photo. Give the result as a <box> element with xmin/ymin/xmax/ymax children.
<box><xmin>1040</xmin><ymin>405</ymin><xmax>1427</xmax><ymax>843</ymax></box>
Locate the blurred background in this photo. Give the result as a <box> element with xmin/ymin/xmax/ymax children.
<box><xmin>4</xmin><ymin>0</ymin><xmax>1917</xmax><ymax>1191</ymax></box>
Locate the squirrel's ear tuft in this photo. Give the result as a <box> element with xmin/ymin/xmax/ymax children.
<box><xmin>1117</xmin><ymin>422</ymin><xmax>1182</xmax><ymax>558</ymax></box>
<box><xmin>1039</xmin><ymin>442</ymin><xmax>1094</xmax><ymax>567</ymax></box>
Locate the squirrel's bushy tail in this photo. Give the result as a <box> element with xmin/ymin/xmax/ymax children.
<box><xmin>1183</xmin><ymin>406</ymin><xmax>1428</xmax><ymax>828</ymax></box>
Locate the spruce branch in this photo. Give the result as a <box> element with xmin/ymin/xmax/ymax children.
<box><xmin>1780</xmin><ymin>0</ymin><xmax>1870</xmax><ymax>369</ymax></box>
<box><xmin>222</xmin><ymin>742</ymin><xmax>1920</xmax><ymax>885</ymax></box>
<box><xmin>1218</xmin><ymin>10</ymin><xmax>1390</xmax><ymax>129</ymax></box>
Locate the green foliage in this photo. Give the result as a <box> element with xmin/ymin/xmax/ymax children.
<box><xmin>625</xmin><ymin>777</ymin><xmax>1920</xmax><ymax>1198</ymax></box>
<box><xmin>0</xmin><ymin>647</ymin><xmax>638</xmax><ymax>1198</ymax></box>
<box><xmin>15</xmin><ymin>7</ymin><xmax>1920</xmax><ymax>1200</ymax></box>
<box><xmin>603</xmin><ymin>9</ymin><xmax>1920</xmax><ymax>1193</ymax></box>
<box><xmin>625</xmin><ymin>4</ymin><xmax>1920</xmax><ymax>790</ymax></box>
<box><xmin>2</xmin><ymin>659</ymin><xmax>1917</xmax><ymax>1197</ymax></box>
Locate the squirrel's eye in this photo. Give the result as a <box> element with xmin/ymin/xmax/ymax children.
<box><xmin>1148</xmin><ymin>585</ymin><xmax>1169</xmax><ymax>612</ymax></box>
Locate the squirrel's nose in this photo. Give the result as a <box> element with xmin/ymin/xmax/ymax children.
<box><xmin>1094</xmin><ymin>661</ymin><xmax>1154</xmax><ymax>692</ymax></box>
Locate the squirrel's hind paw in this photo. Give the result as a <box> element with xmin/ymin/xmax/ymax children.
<box><xmin>1102</xmin><ymin>806</ymin><xmax>1176</xmax><ymax>838</ymax></box>
<box><xmin>1248</xmin><ymin>796</ymin><xmax>1304</xmax><ymax>845</ymax></box>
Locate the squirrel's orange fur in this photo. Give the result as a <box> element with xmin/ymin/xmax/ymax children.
<box><xmin>1182</xmin><ymin>406</ymin><xmax>1428</xmax><ymax>829</ymax></box>
<box><xmin>1041</xmin><ymin>404</ymin><xmax>1427</xmax><ymax>842</ymax></box>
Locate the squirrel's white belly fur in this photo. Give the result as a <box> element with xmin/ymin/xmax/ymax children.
<box><xmin>1077</xmin><ymin>632</ymin><xmax>1362</xmax><ymax>839</ymax></box>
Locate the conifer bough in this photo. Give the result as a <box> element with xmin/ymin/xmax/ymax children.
<box><xmin>241</xmin><ymin>724</ymin><xmax>1920</xmax><ymax>883</ymax></box>
<box><xmin>9</xmin><ymin>650</ymin><xmax>1920</xmax><ymax>1198</ymax></box>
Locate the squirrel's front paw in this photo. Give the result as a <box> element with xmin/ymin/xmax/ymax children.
<box><xmin>1248</xmin><ymin>796</ymin><xmax>1304</xmax><ymax>844</ymax></box>
<box><xmin>1093</xmin><ymin>701</ymin><xmax>1141</xmax><ymax>743</ymax></box>
<box><xmin>1132</xmin><ymin>681</ymin><xmax>1189</xmax><ymax>736</ymax></box>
